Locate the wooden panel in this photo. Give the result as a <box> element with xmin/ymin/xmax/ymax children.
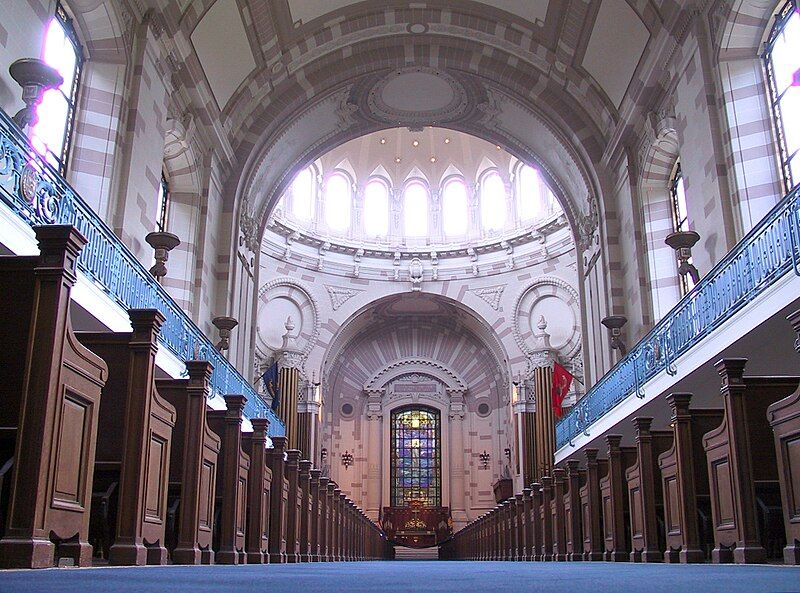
<box><xmin>199</xmin><ymin>460</ymin><xmax>215</xmax><ymax>529</ymax></box>
<box><xmin>145</xmin><ymin>434</ymin><xmax>168</xmax><ymax>522</ymax></box>
<box><xmin>665</xmin><ymin>477</ymin><xmax>680</xmax><ymax>533</ymax></box>
<box><xmin>630</xmin><ymin>487</ymin><xmax>642</xmax><ymax>537</ymax></box>
<box><xmin>785</xmin><ymin>436</ymin><xmax>800</xmax><ymax>518</ymax></box>
<box><xmin>52</xmin><ymin>390</ymin><xmax>91</xmax><ymax>508</ymax></box>
<box><xmin>603</xmin><ymin>495</ymin><xmax>612</xmax><ymax>539</ymax></box>
<box><xmin>711</xmin><ymin>460</ymin><xmax>735</xmax><ymax>527</ymax></box>
<box><xmin>237</xmin><ymin>476</ymin><xmax>247</xmax><ymax>533</ymax></box>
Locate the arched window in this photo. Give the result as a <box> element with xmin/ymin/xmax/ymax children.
<box><xmin>324</xmin><ymin>172</ymin><xmax>351</xmax><ymax>232</ymax></box>
<box><xmin>156</xmin><ymin>172</ymin><xmax>170</xmax><ymax>232</ymax></box>
<box><xmin>517</xmin><ymin>164</ymin><xmax>543</xmax><ymax>222</ymax></box>
<box><xmin>390</xmin><ymin>407</ymin><xmax>441</xmax><ymax>507</ymax></box>
<box><xmin>480</xmin><ymin>171</ymin><xmax>507</xmax><ymax>233</ymax></box>
<box><xmin>290</xmin><ymin>166</ymin><xmax>315</xmax><ymax>221</ymax></box>
<box><xmin>441</xmin><ymin>178</ymin><xmax>468</xmax><ymax>237</ymax></box>
<box><xmin>670</xmin><ymin>161</ymin><xmax>689</xmax><ymax>233</ymax></box>
<box><xmin>670</xmin><ymin>161</ymin><xmax>694</xmax><ymax>294</ymax></box>
<box><xmin>363</xmin><ymin>178</ymin><xmax>390</xmax><ymax>237</ymax></box>
<box><xmin>32</xmin><ymin>2</ymin><xmax>83</xmax><ymax>174</ymax></box>
<box><xmin>403</xmin><ymin>181</ymin><xmax>429</xmax><ymax>237</ymax></box>
<box><xmin>764</xmin><ymin>0</ymin><xmax>800</xmax><ymax>191</ymax></box>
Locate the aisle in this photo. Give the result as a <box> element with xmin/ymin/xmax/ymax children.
<box><xmin>0</xmin><ymin>560</ymin><xmax>797</xmax><ymax>593</ymax></box>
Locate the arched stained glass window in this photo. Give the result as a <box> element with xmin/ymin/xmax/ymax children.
<box><xmin>364</xmin><ymin>178</ymin><xmax>390</xmax><ymax>237</ymax></box>
<box><xmin>32</xmin><ymin>3</ymin><xmax>83</xmax><ymax>174</ymax></box>
<box><xmin>390</xmin><ymin>407</ymin><xmax>441</xmax><ymax>507</ymax></box>
<box><xmin>765</xmin><ymin>0</ymin><xmax>800</xmax><ymax>191</ymax></box>
<box><xmin>442</xmin><ymin>178</ymin><xmax>468</xmax><ymax>237</ymax></box>
<box><xmin>403</xmin><ymin>182</ymin><xmax>429</xmax><ymax>237</ymax></box>
<box><xmin>290</xmin><ymin>166</ymin><xmax>315</xmax><ymax>221</ymax></box>
<box><xmin>480</xmin><ymin>171</ymin><xmax>507</xmax><ymax>232</ymax></box>
<box><xmin>324</xmin><ymin>172</ymin><xmax>351</xmax><ymax>232</ymax></box>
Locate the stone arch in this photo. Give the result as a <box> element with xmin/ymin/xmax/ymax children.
<box><xmin>364</xmin><ymin>358</ymin><xmax>469</xmax><ymax>395</ymax></box>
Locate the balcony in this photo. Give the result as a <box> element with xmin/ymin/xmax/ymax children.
<box><xmin>556</xmin><ymin>183</ymin><xmax>800</xmax><ymax>456</ymax></box>
<box><xmin>0</xmin><ymin>109</ymin><xmax>284</xmax><ymax>436</ymax></box>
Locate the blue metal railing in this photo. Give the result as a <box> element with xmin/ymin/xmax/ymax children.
<box><xmin>556</xmin><ymin>183</ymin><xmax>800</xmax><ymax>450</ymax></box>
<box><xmin>0</xmin><ymin>110</ymin><xmax>284</xmax><ymax>437</ymax></box>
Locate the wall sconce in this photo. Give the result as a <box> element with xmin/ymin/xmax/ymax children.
<box><xmin>212</xmin><ymin>316</ymin><xmax>238</xmax><ymax>351</ymax></box>
<box><xmin>145</xmin><ymin>231</ymin><xmax>181</xmax><ymax>281</ymax></box>
<box><xmin>321</xmin><ymin>447</ymin><xmax>328</xmax><ymax>462</ymax></box>
<box><xmin>665</xmin><ymin>230</ymin><xmax>701</xmax><ymax>285</ymax></box>
<box><xmin>341</xmin><ymin>450</ymin><xmax>354</xmax><ymax>469</ymax></box>
<box><xmin>504</xmin><ymin>448</ymin><xmax>512</xmax><ymax>463</ymax></box>
<box><xmin>601</xmin><ymin>315</ymin><xmax>628</xmax><ymax>357</ymax></box>
<box><xmin>479</xmin><ymin>450</ymin><xmax>490</xmax><ymax>470</ymax></box>
<box><xmin>9</xmin><ymin>58</ymin><xmax>63</xmax><ymax>130</ymax></box>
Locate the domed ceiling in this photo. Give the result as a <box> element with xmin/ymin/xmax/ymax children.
<box><xmin>267</xmin><ymin>126</ymin><xmax>568</xmax><ymax>253</ymax></box>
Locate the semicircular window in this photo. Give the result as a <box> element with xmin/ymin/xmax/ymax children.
<box><xmin>390</xmin><ymin>407</ymin><xmax>441</xmax><ymax>507</ymax></box>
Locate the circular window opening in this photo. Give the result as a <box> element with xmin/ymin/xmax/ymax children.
<box><xmin>341</xmin><ymin>403</ymin><xmax>354</xmax><ymax>417</ymax></box>
<box><xmin>477</xmin><ymin>402</ymin><xmax>490</xmax><ymax>417</ymax></box>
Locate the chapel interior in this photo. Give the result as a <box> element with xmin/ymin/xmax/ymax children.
<box><xmin>0</xmin><ymin>0</ymin><xmax>799</xmax><ymax>590</ymax></box>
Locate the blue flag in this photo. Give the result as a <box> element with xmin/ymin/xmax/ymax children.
<box><xmin>262</xmin><ymin>362</ymin><xmax>280</xmax><ymax>412</ymax></box>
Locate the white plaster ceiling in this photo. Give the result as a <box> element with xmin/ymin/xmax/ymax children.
<box><xmin>380</xmin><ymin>72</ymin><xmax>455</xmax><ymax>112</ymax></box>
<box><xmin>581</xmin><ymin>0</ymin><xmax>650</xmax><ymax>107</ymax></box>
<box><xmin>190</xmin><ymin>0</ymin><xmax>256</xmax><ymax>109</ymax></box>
<box><xmin>287</xmin><ymin>0</ymin><xmax>549</xmax><ymax>27</ymax></box>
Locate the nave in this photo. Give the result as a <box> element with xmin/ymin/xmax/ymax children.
<box><xmin>0</xmin><ymin>561</ymin><xmax>797</xmax><ymax>593</ymax></box>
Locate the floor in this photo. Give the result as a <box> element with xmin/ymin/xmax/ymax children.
<box><xmin>0</xmin><ymin>560</ymin><xmax>798</xmax><ymax>593</ymax></box>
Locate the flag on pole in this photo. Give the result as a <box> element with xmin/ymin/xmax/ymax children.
<box><xmin>262</xmin><ymin>361</ymin><xmax>281</xmax><ymax>412</ymax></box>
<box><xmin>551</xmin><ymin>361</ymin><xmax>574</xmax><ymax>419</ymax></box>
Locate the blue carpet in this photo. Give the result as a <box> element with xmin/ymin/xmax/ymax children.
<box><xmin>0</xmin><ymin>561</ymin><xmax>798</xmax><ymax>593</ymax></box>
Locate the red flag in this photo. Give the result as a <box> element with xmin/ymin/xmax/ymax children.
<box><xmin>551</xmin><ymin>362</ymin><xmax>574</xmax><ymax>419</ymax></box>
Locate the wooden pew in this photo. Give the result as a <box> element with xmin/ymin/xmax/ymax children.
<box><xmin>285</xmin><ymin>450</ymin><xmax>302</xmax><ymax>562</ymax></box>
<box><xmin>299</xmin><ymin>460</ymin><xmax>313</xmax><ymax>562</ymax></box>
<box><xmin>579</xmin><ymin>448</ymin><xmax>606</xmax><ymax>561</ymax></box>
<box><xmin>626</xmin><ymin>417</ymin><xmax>672</xmax><ymax>562</ymax></box>
<box><xmin>703</xmin><ymin>358</ymin><xmax>798</xmax><ymax>563</ymax></box>
<box><xmin>514</xmin><ymin>493</ymin><xmax>526</xmax><ymax>561</ymax></box>
<box><xmin>767</xmin><ymin>309</ymin><xmax>800</xmax><ymax>565</ymax></box>
<box><xmin>309</xmin><ymin>469</ymin><xmax>322</xmax><ymax>562</ymax></box>
<box><xmin>318</xmin><ymin>476</ymin><xmax>330</xmax><ymax>561</ymax></box>
<box><xmin>540</xmin><ymin>476</ymin><xmax>554</xmax><ymax>560</ymax></box>
<box><xmin>76</xmin><ymin>309</ymin><xmax>176</xmax><ymax>566</ymax></box>
<box><xmin>207</xmin><ymin>395</ymin><xmax>250</xmax><ymax>564</ymax></box>
<box><xmin>658</xmin><ymin>393</ymin><xmax>722</xmax><ymax>563</ymax></box>
<box><xmin>241</xmin><ymin>418</ymin><xmax>271</xmax><ymax>564</ymax></box>
<box><xmin>600</xmin><ymin>435</ymin><xmax>635</xmax><ymax>561</ymax></box>
<box><xmin>267</xmin><ymin>436</ymin><xmax>289</xmax><ymax>563</ymax></box>
<box><xmin>157</xmin><ymin>361</ymin><xmax>221</xmax><ymax>564</ymax></box>
<box><xmin>521</xmin><ymin>488</ymin><xmax>533</xmax><ymax>561</ymax></box>
<box><xmin>532</xmin><ymin>482</ymin><xmax>544</xmax><ymax>561</ymax></box>
<box><xmin>0</xmin><ymin>226</ymin><xmax>107</xmax><ymax>568</ymax></box>
<box><xmin>564</xmin><ymin>460</ymin><xmax>585</xmax><ymax>561</ymax></box>
<box><xmin>551</xmin><ymin>468</ymin><xmax>567</xmax><ymax>560</ymax></box>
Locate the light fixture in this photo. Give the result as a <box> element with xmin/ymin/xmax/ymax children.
<box><xmin>395</xmin><ymin>156</ymin><xmax>402</xmax><ymax>163</ymax></box>
<box><xmin>212</xmin><ymin>316</ymin><xmax>238</xmax><ymax>351</ymax></box>
<box><xmin>145</xmin><ymin>231</ymin><xmax>181</xmax><ymax>281</ymax></box>
<box><xmin>479</xmin><ymin>450</ymin><xmax>490</xmax><ymax>470</ymax></box>
<box><xmin>665</xmin><ymin>230</ymin><xmax>701</xmax><ymax>285</ymax></box>
<box><xmin>444</xmin><ymin>137</ymin><xmax>451</xmax><ymax>144</ymax></box>
<box><xmin>412</xmin><ymin>139</ymin><xmax>419</xmax><ymax>147</ymax></box>
<box><xmin>601</xmin><ymin>315</ymin><xmax>628</xmax><ymax>357</ymax></box>
<box><xmin>504</xmin><ymin>448</ymin><xmax>512</xmax><ymax>463</ymax></box>
<box><xmin>379</xmin><ymin>137</ymin><xmax>386</xmax><ymax>144</ymax></box>
<box><xmin>321</xmin><ymin>447</ymin><xmax>328</xmax><ymax>461</ymax></box>
<box><xmin>341</xmin><ymin>450</ymin><xmax>354</xmax><ymax>469</ymax></box>
<box><xmin>8</xmin><ymin>58</ymin><xmax>63</xmax><ymax>130</ymax></box>
<box><xmin>496</xmin><ymin>145</ymin><xmax>502</xmax><ymax>150</ymax></box>
<box><xmin>429</xmin><ymin>156</ymin><xmax>436</xmax><ymax>163</ymax></box>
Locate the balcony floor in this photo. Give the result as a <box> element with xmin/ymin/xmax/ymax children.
<box><xmin>0</xmin><ymin>561</ymin><xmax>798</xmax><ymax>592</ymax></box>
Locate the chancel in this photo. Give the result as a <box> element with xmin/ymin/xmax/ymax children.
<box><xmin>0</xmin><ymin>0</ymin><xmax>799</xmax><ymax>591</ymax></box>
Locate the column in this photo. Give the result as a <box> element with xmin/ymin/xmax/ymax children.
<box><xmin>530</xmin><ymin>316</ymin><xmax>556</xmax><ymax>481</ymax></box>
<box><xmin>365</xmin><ymin>391</ymin><xmax>383</xmax><ymax>520</ymax></box>
<box><xmin>449</xmin><ymin>390</ymin><xmax>467</xmax><ymax>525</ymax></box>
<box><xmin>277</xmin><ymin>317</ymin><xmax>303</xmax><ymax>451</ymax></box>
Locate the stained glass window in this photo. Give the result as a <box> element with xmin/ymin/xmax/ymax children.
<box><xmin>764</xmin><ymin>0</ymin><xmax>800</xmax><ymax>192</ymax></box>
<box><xmin>390</xmin><ymin>407</ymin><xmax>441</xmax><ymax>507</ymax></box>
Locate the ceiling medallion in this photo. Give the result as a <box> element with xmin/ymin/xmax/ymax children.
<box><xmin>367</xmin><ymin>66</ymin><xmax>469</xmax><ymax>127</ymax></box>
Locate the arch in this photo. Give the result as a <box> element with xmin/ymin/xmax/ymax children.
<box><xmin>364</xmin><ymin>358</ymin><xmax>469</xmax><ymax>394</ymax></box>
<box><xmin>256</xmin><ymin>277</ymin><xmax>321</xmax><ymax>365</ymax></box>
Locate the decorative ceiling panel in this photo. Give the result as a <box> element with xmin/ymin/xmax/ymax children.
<box><xmin>581</xmin><ymin>0</ymin><xmax>650</xmax><ymax>107</ymax></box>
<box><xmin>191</xmin><ymin>0</ymin><xmax>257</xmax><ymax>109</ymax></box>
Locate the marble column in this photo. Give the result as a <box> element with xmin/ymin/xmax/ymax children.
<box><xmin>449</xmin><ymin>390</ymin><xmax>468</xmax><ymax>526</ymax></box>
<box><xmin>365</xmin><ymin>390</ymin><xmax>383</xmax><ymax>520</ymax></box>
